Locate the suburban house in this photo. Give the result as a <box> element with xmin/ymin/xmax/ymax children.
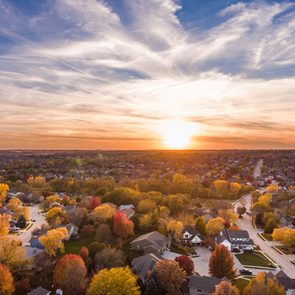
<box><xmin>132</xmin><ymin>253</ymin><xmax>161</xmax><ymax>283</ymax></box>
<box><xmin>130</xmin><ymin>231</ymin><xmax>170</xmax><ymax>254</ymax></box>
<box><xmin>182</xmin><ymin>226</ymin><xmax>204</xmax><ymax>246</ymax></box>
<box><xmin>267</xmin><ymin>271</ymin><xmax>295</xmax><ymax>295</ymax></box>
<box><xmin>216</xmin><ymin>229</ymin><xmax>254</xmax><ymax>251</ymax></box>
<box><xmin>185</xmin><ymin>275</ymin><xmax>225</xmax><ymax>295</ymax></box>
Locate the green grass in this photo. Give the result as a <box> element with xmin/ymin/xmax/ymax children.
<box><xmin>276</xmin><ymin>246</ymin><xmax>295</xmax><ymax>255</ymax></box>
<box><xmin>64</xmin><ymin>235</ymin><xmax>96</xmax><ymax>254</ymax></box>
<box><xmin>236</xmin><ymin>251</ymin><xmax>276</xmax><ymax>268</ymax></box>
<box><xmin>234</xmin><ymin>278</ymin><xmax>250</xmax><ymax>292</ymax></box>
<box><xmin>261</xmin><ymin>233</ymin><xmax>273</xmax><ymax>241</ymax></box>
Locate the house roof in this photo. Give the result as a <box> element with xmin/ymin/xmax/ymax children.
<box><xmin>188</xmin><ymin>276</ymin><xmax>224</xmax><ymax>293</ymax></box>
<box><xmin>183</xmin><ymin>225</ymin><xmax>197</xmax><ymax>236</ymax></box>
<box><xmin>223</xmin><ymin>229</ymin><xmax>250</xmax><ymax>239</ymax></box>
<box><xmin>267</xmin><ymin>271</ymin><xmax>295</xmax><ymax>290</ymax></box>
<box><xmin>132</xmin><ymin>253</ymin><xmax>161</xmax><ymax>281</ymax></box>
<box><xmin>131</xmin><ymin>231</ymin><xmax>168</xmax><ymax>251</ymax></box>
<box><xmin>27</xmin><ymin>287</ymin><xmax>50</xmax><ymax>295</ymax></box>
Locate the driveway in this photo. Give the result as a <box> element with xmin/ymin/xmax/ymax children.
<box><xmin>234</xmin><ymin>193</ymin><xmax>295</xmax><ymax>279</ymax></box>
<box><xmin>13</xmin><ymin>204</ymin><xmax>46</xmax><ymax>244</ymax></box>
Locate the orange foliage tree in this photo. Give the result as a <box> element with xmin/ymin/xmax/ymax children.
<box><xmin>113</xmin><ymin>211</ymin><xmax>134</xmax><ymax>241</ymax></box>
<box><xmin>53</xmin><ymin>254</ymin><xmax>87</xmax><ymax>295</ymax></box>
<box><xmin>0</xmin><ymin>263</ymin><xmax>15</xmax><ymax>295</ymax></box>
<box><xmin>209</xmin><ymin>244</ymin><xmax>236</xmax><ymax>279</ymax></box>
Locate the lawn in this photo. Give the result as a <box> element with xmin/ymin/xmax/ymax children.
<box><xmin>233</xmin><ymin>278</ymin><xmax>251</xmax><ymax>292</ymax></box>
<box><xmin>276</xmin><ymin>246</ymin><xmax>295</xmax><ymax>255</ymax></box>
<box><xmin>236</xmin><ymin>251</ymin><xmax>276</xmax><ymax>268</ymax></box>
<box><xmin>64</xmin><ymin>235</ymin><xmax>96</xmax><ymax>254</ymax></box>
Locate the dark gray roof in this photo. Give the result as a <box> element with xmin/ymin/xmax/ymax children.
<box><xmin>188</xmin><ymin>276</ymin><xmax>223</xmax><ymax>293</ymax></box>
<box><xmin>27</xmin><ymin>287</ymin><xmax>50</xmax><ymax>295</ymax></box>
<box><xmin>183</xmin><ymin>225</ymin><xmax>197</xmax><ymax>236</ymax></box>
<box><xmin>131</xmin><ymin>231</ymin><xmax>168</xmax><ymax>251</ymax></box>
<box><xmin>132</xmin><ymin>253</ymin><xmax>161</xmax><ymax>281</ymax></box>
<box><xmin>223</xmin><ymin>229</ymin><xmax>250</xmax><ymax>239</ymax></box>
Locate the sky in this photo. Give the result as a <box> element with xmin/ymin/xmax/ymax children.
<box><xmin>0</xmin><ymin>0</ymin><xmax>295</xmax><ymax>150</ymax></box>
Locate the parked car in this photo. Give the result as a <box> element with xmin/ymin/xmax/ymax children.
<box><xmin>232</xmin><ymin>248</ymin><xmax>241</xmax><ymax>253</ymax></box>
<box><xmin>240</xmin><ymin>268</ymin><xmax>252</xmax><ymax>275</ymax></box>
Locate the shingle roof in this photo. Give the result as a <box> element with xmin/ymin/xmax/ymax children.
<box><xmin>131</xmin><ymin>231</ymin><xmax>168</xmax><ymax>251</ymax></box>
<box><xmin>27</xmin><ymin>287</ymin><xmax>50</xmax><ymax>295</ymax></box>
<box><xmin>188</xmin><ymin>276</ymin><xmax>223</xmax><ymax>293</ymax></box>
<box><xmin>132</xmin><ymin>253</ymin><xmax>161</xmax><ymax>281</ymax></box>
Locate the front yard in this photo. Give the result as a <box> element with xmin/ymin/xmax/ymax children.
<box><xmin>235</xmin><ymin>251</ymin><xmax>276</xmax><ymax>268</ymax></box>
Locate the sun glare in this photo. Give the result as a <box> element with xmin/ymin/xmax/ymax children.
<box><xmin>159</xmin><ymin>119</ymin><xmax>195</xmax><ymax>149</ymax></box>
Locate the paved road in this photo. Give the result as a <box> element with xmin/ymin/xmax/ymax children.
<box><xmin>234</xmin><ymin>193</ymin><xmax>295</xmax><ymax>278</ymax></box>
<box><xmin>253</xmin><ymin>159</ymin><xmax>263</xmax><ymax>179</ymax></box>
<box><xmin>14</xmin><ymin>205</ymin><xmax>46</xmax><ymax>244</ymax></box>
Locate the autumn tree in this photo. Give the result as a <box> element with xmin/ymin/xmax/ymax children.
<box><xmin>218</xmin><ymin>209</ymin><xmax>238</xmax><ymax>225</ymax></box>
<box><xmin>166</xmin><ymin>194</ymin><xmax>187</xmax><ymax>216</ymax></box>
<box><xmin>195</xmin><ymin>216</ymin><xmax>206</xmax><ymax>235</ymax></box>
<box><xmin>94</xmin><ymin>247</ymin><xmax>125</xmax><ymax>270</ymax></box>
<box><xmin>0</xmin><ymin>236</ymin><xmax>25</xmax><ymax>268</ymax></box>
<box><xmin>79</xmin><ymin>247</ymin><xmax>89</xmax><ymax>261</ymax></box>
<box><xmin>229</xmin><ymin>182</ymin><xmax>242</xmax><ymax>197</ymax></box>
<box><xmin>44</xmin><ymin>194</ymin><xmax>62</xmax><ymax>208</ymax></box>
<box><xmin>0</xmin><ymin>183</ymin><xmax>9</xmax><ymax>206</ymax></box>
<box><xmin>0</xmin><ymin>263</ymin><xmax>15</xmax><ymax>295</ymax></box>
<box><xmin>156</xmin><ymin>259</ymin><xmax>186</xmax><ymax>295</ymax></box>
<box><xmin>266</xmin><ymin>184</ymin><xmax>279</xmax><ymax>193</ymax></box>
<box><xmin>46</xmin><ymin>207</ymin><xmax>66</xmax><ymax>226</ymax></box>
<box><xmin>243</xmin><ymin>272</ymin><xmax>284</xmax><ymax>295</ymax></box>
<box><xmin>0</xmin><ymin>214</ymin><xmax>10</xmax><ymax>235</ymax></box>
<box><xmin>53</xmin><ymin>254</ymin><xmax>87</xmax><ymax>295</ymax></box>
<box><xmin>92</xmin><ymin>204</ymin><xmax>116</xmax><ymax>223</ymax></box>
<box><xmin>206</xmin><ymin>217</ymin><xmax>225</xmax><ymax>236</ymax></box>
<box><xmin>90</xmin><ymin>196</ymin><xmax>101</xmax><ymax>210</ymax></box>
<box><xmin>213</xmin><ymin>180</ymin><xmax>229</xmax><ymax>198</ymax></box>
<box><xmin>96</xmin><ymin>223</ymin><xmax>114</xmax><ymax>244</ymax></box>
<box><xmin>209</xmin><ymin>244</ymin><xmax>236</xmax><ymax>279</ymax></box>
<box><xmin>213</xmin><ymin>281</ymin><xmax>239</xmax><ymax>295</ymax></box>
<box><xmin>39</xmin><ymin>227</ymin><xmax>68</xmax><ymax>256</ymax></box>
<box><xmin>87</xmin><ymin>267</ymin><xmax>140</xmax><ymax>295</ymax></box>
<box><xmin>7</xmin><ymin>197</ymin><xmax>22</xmax><ymax>212</ymax></box>
<box><xmin>137</xmin><ymin>199</ymin><xmax>156</xmax><ymax>214</ymax></box>
<box><xmin>139</xmin><ymin>210</ymin><xmax>159</xmax><ymax>232</ymax></box>
<box><xmin>175</xmin><ymin>255</ymin><xmax>194</xmax><ymax>275</ymax></box>
<box><xmin>272</xmin><ymin>227</ymin><xmax>295</xmax><ymax>246</ymax></box>
<box><xmin>166</xmin><ymin>220</ymin><xmax>184</xmax><ymax>239</ymax></box>
<box><xmin>113</xmin><ymin>211</ymin><xmax>134</xmax><ymax>241</ymax></box>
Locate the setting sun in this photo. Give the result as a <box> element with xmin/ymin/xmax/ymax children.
<box><xmin>159</xmin><ymin>119</ymin><xmax>195</xmax><ymax>149</ymax></box>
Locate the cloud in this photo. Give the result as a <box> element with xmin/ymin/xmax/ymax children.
<box><xmin>0</xmin><ymin>0</ymin><xmax>294</xmax><ymax>149</ymax></box>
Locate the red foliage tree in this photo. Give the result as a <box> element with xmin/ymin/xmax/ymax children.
<box><xmin>91</xmin><ymin>197</ymin><xmax>101</xmax><ymax>210</ymax></box>
<box><xmin>79</xmin><ymin>246</ymin><xmax>89</xmax><ymax>261</ymax></box>
<box><xmin>113</xmin><ymin>211</ymin><xmax>134</xmax><ymax>240</ymax></box>
<box><xmin>53</xmin><ymin>254</ymin><xmax>87</xmax><ymax>295</ymax></box>
<box><xmin>175</xmin><ymin>255</ymin><xmax>194</xmax><ymax>275</ymax></box>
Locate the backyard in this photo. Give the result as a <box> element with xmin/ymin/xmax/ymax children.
<box><xmin>235</xmin><ymin>251</ymin><xmax>276</xmax><ymax>268</ymax></box>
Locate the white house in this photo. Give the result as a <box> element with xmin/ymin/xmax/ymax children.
<box><xmin>182</xmin><ymin>226</ymin><xmax>204</xmax><ymax>246</ymax></box>
<box><xmin>216</xmin><ymin>229</ymin><xmax>254</xmax><ymax>251</ymax></box>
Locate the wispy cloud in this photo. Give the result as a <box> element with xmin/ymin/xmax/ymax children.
<box><xmin>0</xmin><ymin>0</ymin><xmax>294</xmax><ymax>149</ymax></box>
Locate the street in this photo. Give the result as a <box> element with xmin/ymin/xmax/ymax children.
<box><xmin>234</xmin><ymin>193</ymin><xmax>295</xmax><ymax>279</ymax></box>
<box><xmin>14</xmin><ymin>205</ymin><xmax>46</xmax><ymax>245</ymax></box>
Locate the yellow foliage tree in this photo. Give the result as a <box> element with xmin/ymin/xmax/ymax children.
<box><xmin>0</xmin><ymin>183</ymin><xmax>9</xmax><ymax>206</ymax></box>
<box><xmin>229</xmin><ymin>182</ymin><xmax>241</xmax><ymax>196</ymax></box>
<box><xmin>7</xmin><ymin>198</ymin><xmax>22</xmax><ymax>211</ymax></box>
<box><xmin>266</xmin><ymin>184</ymin><xmax>279</xmax><ymax>193</ymax></box>
<box><xmin>39</xmin><ymin>227</ymin><xmax>68</xmax><ymax>256</ymax></box>
<box><xmin>0</xmin><ymin>214</ymin><xmax>10</xmax><ymax>235</ymax></box>
<box><xmin>258</xmin><ymin>193</ymin><xmax>272</xmax><ymax>205</ymax></box>
<box><xmin>272</xmin><ymin>227</ymin><xmax>295</xmax><ymax>246</ymax></box>
<box><xmin>206</xmin><ymin>217</ymin><xmax>225</xmax><ymax>236</ymax></box>
<box><xmin>243</xmin><ymin>272</ymin><xmax>284</xmax><ymax>295</ymax></box>
<box><xmin>218</xmin><ymin>209</ymin><xmax>238</xmax><ymax>225</ymax></box>
<box><xmin>87</xmin><ymin>267</ymin><xmax>140</xmax><ymax>295</ymax></box>
<box><xmin>213</xmin><ymin>180</ymin><xmax>229</xmax><ymax>198</ymax></box>
<box><xmin>46</xmin><ymin>207</ymin><xmax>66</xmax><ymax>226</ymax></box>
<box><xmin>45</xmin><ymin>195</ymin><xmax>62</xmax><ymax>208</ymax></box>
<box><xmin>166</xmin><ymin>220</ymin><xmax>184</xmax><ymax>238</ymax></box>
<box><xmin>92</xmin><ymin>204</ymin><xmax>116</xmax><ymax>223</ymax></box>
<box><xmin>137</xmin><ymin>199</ymin><xmax>156</xmax><ymax>213</ymax></box>
<box><xmin>0</xmin><ymin>236</ymin><xmax>25</xmax><ymax>268</ymax></box>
